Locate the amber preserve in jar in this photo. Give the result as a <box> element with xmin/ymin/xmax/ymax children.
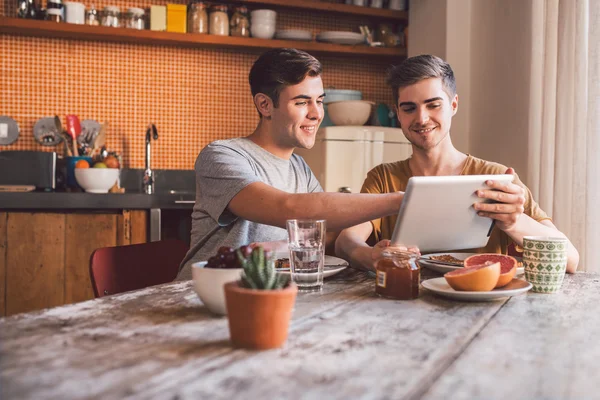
<box><xmin>375</xmin><ymin>250</ymin><xmax>420</xmax><ymax>300</ymax></box>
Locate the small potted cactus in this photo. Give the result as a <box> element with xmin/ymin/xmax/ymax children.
<box><xmin>224</xmin><ymin>246</ymin><xmax>298</xmax><ymax>350</ymax></box>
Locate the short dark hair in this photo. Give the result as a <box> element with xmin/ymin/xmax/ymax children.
<box><xmin>249</xmin><ymin>48</ymin><xmax>322</xmax><ymax>108</ymax></box>
<box><xmin>386</xmin><ymin>55</ymin><xmax>457</xmax><ymax>105</ymax></box>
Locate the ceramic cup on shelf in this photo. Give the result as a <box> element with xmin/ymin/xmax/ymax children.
<box><xmin>64</xmin><ymin>1</ymin><xmax>85</xmax><ymax>24</ymax></box>
<box><xmin>522</xmin><ymin>236</ymin><xmax>568</xmax><ymax>293</ymax></box>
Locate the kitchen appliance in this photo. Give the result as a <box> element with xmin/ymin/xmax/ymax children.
<box><xmin>295</xmin><ymin>126</ymin><xmax>412</xmax><ymax>193</ymax></box>
<box><xmin>0</xmin><ymin>151</ymin><xmax>57</xmax><ymax>191</ymax></box>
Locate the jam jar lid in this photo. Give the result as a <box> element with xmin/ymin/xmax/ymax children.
<box><xmin>380</xmin><ymin>249</ymin><xmax>419</xmax><ymax>259</ymax></box>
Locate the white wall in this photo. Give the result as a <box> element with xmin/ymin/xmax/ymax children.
<box><xmin>408</xmin><ymin>0</ymin><xmax>534</xmax><ymax>181</ymax></box>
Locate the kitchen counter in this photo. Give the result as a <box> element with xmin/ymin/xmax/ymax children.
<box><xmin>0</xmin><ymin>169</ymin><xmax>196</xmax><ymax>210</ymax></box>
<box><xmin>0</xmin><ymin>191</ymin><xmax>195</xmax><ymax>210</ymax></box>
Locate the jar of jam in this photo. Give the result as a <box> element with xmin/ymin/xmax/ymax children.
<box><xmin>375</xmin><ymin>250</ymin><xmax>420</xmax><ymax>300</ymax></box>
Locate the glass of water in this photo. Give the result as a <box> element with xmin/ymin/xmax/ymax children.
<box><xmin>286</xmin><ymin>219</ymin><xmax>326</xmax><ymax>291</ymax></box>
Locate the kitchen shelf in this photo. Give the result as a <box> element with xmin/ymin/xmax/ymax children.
<box><xmin>232</xmin><ymin>0</ymin><xmax>409</xmax><ymax>21</ymax></box>
<box><xmin>0</xmin><ymin>17</ymin><xmax>407</xmax><ymax>58</ymax></box>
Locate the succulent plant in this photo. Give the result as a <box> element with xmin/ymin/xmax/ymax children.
<box><xmin>237</xmin><ymin>246</ymin><xmax>290</xmax><ymax>290</ymax></box>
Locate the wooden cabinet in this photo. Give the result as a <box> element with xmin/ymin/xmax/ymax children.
<box><xmin>0</xmin><ymin>210</ymin><xmax>147</xmax><ymax>316</ymax></box>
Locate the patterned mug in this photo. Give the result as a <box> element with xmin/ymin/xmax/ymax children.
<box><xmin>522</xmin><ymin>236</ymin><xmax>568</xmax><ymax>293</ymax></box>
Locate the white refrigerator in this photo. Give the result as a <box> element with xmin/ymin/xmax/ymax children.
<box><xmin>295</xmin><ymin>126</ymin><xmax>412</xmax><ymax>194</ymax></box>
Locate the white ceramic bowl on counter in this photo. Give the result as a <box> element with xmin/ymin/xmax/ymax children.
<box><xmin>327</xmin><ymin>100</ymin><xmax>374</xmax><ymax>126</ymax></box>
<box><xmin>192</xmin><ymin>261</ymin><xmax>243</xmax><ymax>315</ymax></box>
<box><xmin>74</xmin><ymin>168</ymin><xmax>119</xmax><ymax>193</ymax></box>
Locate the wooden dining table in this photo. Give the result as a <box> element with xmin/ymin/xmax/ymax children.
<box><xmin>1</xmin><ymin>268</ymin><xmax>598</xmax><ymax>400</ymax></box>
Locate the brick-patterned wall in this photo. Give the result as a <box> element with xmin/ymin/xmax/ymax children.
<box><xmin>0</xmin><ymin>1</ymin><xmax>402</xmax><ymax>169</ymax></box>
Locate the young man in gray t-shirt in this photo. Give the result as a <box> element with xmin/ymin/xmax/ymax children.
<box><xmin>177</xmin><ymin>48</ymin><xmax>405</xmax><ymax>280</ymax></box>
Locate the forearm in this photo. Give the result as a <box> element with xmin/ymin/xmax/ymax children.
<box><xmin>504</xmin><ymin>215</ymin><xmax>580</xmax><ymax>273</ymax></box>
<box><xmin>228</xmin><ymin>183</ymin><xmax>402</xmax><ymax>232</ymax></box>
<box><xmin>283</xmin><ymin>192</ymin><xmax>402</xmax><ymax>231</ymax></box>
<box><xmin>335</xmin><ymin>226</ymin><xmax>377</xmax><ymax>271</ymax></box>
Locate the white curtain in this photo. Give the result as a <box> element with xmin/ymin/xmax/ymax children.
<box><xmin>528</xmin><ymin>0</ymin><xmax>600</xmax><ymax>272</ymax></box>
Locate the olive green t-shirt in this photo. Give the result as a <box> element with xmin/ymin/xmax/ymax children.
<box><xmin>360</xmin><ymin>155</ymin><xmax>550</xmax><ymax>255</ymax></box>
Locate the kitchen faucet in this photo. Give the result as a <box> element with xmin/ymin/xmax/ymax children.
<box><xmin>143</xmin><ymin>123</ymin><xmax>158</xmax><ymax>194</ymax></box>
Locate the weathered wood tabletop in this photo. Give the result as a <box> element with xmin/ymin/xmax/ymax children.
<box><xmin>1</xmin><ymin>269</ymin><xmax>598</xmax><ymax>400</ymax></box>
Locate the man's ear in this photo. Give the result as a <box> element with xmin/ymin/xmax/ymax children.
<box><xmin>451</xmin><ymin>94</ymin><xmax>459</xmax><ymax>116</ymax></box>
<box><xmin>254</xmin><ymin>93</ymin><xmax>273</xmax><ymax>118</ymax></box>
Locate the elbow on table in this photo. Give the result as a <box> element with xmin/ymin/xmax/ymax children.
<box><xmin>566</xmin><ymin>252</ymin><xmax>580</xmax><ymax>274</ymax></box>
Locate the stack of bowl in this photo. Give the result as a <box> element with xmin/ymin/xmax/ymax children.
<box><xmin>250</xmin><ymin>9</ymin><xmax>276</xmax><ymax>39</ymax></box>
<box><xmin>321</xmin><ymin>89</ymin><xmax>363</xmax><ymax>127</ymax></box>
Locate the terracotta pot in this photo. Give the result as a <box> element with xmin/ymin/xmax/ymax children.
<box><xmin>224</xmin><ymin>281</ymin><xmax>298</xmax><ymax>350</ymax></box>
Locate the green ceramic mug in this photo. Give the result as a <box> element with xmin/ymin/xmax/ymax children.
<box><xmin>522</xmin><ymin>236</ymin><xmax>568</xmax><ymax>293</ymax></box>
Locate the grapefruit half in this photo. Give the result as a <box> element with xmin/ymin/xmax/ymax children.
<box><xmin>444</xmin><ymin>261</ymin><xmax>501</xmax><ymax>292</ymax></box>
<box><xmin>464</xmin><ymin>254</ymin><xmax>518</xmax><ymax>288</ymax></box>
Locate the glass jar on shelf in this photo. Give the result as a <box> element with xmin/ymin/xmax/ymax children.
<box><xmin>101</xmin><ymin>6</ymin><xmax>120</xmax><ymax>28</ymax></box>
<box><xmin>230</xmin><ymin>5</ymin><xmax>249</xmax><ymax>37</ymax></box>
<box><xmin>46</xmin><ymin>8</ymin><xmax>63</xmax><ymax>22</ymax></box>
<box><xmin>85</xmin><ymin>4</ymin><xmax>99</xmax><ymax>25</ymax></box>
<box><xmin>375</xmin><ymin>249</ymin><xmax>420</xmax><ymax>300</ymax></box>
<box><xmin>187</xmin><ymin>1</ymin><xmax>208</xmax><ymax>34</ymax></box>
<box><xmin>208</xmin><ymin>4</ymin><xmax>229</xmax><ymax>36</ymax></box>
<box><xmin>125</xmin><ymin>7</ymin><xmax>145</xmax><ymax>30</ymax></box>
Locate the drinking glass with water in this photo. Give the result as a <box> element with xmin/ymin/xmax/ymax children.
<box><xmin>286</xmin><ymin>220</ymin><xmax>326</xmax><ymax>291</ymax></box>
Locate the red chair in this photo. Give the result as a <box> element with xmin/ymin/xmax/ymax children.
<box><xmin>89</xmin><ymin>239</ymin><xmax>189</xmax><ymax>297</ymax></box>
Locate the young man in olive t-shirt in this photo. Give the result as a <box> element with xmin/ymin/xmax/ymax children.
<box><xmin>335</xmin><ymin>55</ymin><xmax>579</xmax><ymax>273</ymax></box>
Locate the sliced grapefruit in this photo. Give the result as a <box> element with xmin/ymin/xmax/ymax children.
<box><xmin>444</xmin><ymin>261</ymin><xmax>500</xmax><ymax>292</ymax></box>
<box><xmin>464</xmin><ymin>254</ymin><xmax>518</xmax><ymax>288</ymax></box>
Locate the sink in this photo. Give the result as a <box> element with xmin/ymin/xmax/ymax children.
<box><xmin>120</xmin><ymin>169</ymin><xmax>195</xmax><ymax>196</ymax></box>
<box><xmin>119</xmin><ymin>169</ymin><xmax>195</xmax><ymax>241</ymax></box>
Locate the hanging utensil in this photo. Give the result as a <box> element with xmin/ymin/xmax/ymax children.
<box><xmin>65</xmin><ymin>115</ymin><xmax>82</xmax><ymax>156</ymax></box>
<box><xmin>91</xmin><ymin>122</ymin><xmax>107</xmax><ymax>157</ymax></box>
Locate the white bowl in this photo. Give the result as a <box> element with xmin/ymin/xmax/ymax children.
<box><xmin>327</xmin><ymin>100</ymin><xmax>373</xmax><ymax>126</ymax></box>
<box><xmin>74</xmin><ymin>168</ymin><xmax>119</xmax><ymax>193</ymax></box>
<box><xmin>192</xmin><ymin>261</ymin><xmax>243</xmax><ymax>315</ymax></box>
<box><xmin>251</xmin><ymin>23</ymin><xmax>276</xmax><ymax>39</ymax></box>
<box><xmin>323</xmin><ymin>89</ymin><xmax>363</xmax><ymax>104</ymax></box>
<box><xmin>250</xmin><ymin>9</ymin><xmax>276</xmax><ymax>21</ymax></box>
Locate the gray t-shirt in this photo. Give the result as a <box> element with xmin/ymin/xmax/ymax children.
<box><xmin>176</xmin><ymin>137</ymin><xmax>323</xmax><ymax>280</ymax></box>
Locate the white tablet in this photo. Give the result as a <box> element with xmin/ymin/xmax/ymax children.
<box><xmin>390</xmin><ymin>174</ymin><xmax>514</xmax><ymax>252</ymax></box>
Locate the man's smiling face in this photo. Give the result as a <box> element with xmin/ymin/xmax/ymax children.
<box><xmin>271</xmin><ymin>75</ymin><xmax>325</xmax><ymax>150</ymax></box>
<box><xmin>396</xmin><ymin>77</ymin><xmax>458</xmax><ymax>151</ymax></box>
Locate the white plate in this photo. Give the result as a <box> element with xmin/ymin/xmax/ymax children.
<box><xmin>422</xmin><ymin>277</ymin><xmax>532</xmax><ymax>301</ymax></box>
<box><xmin>274</xmin><ymin>254</ymin><xmax>349</xmax><ymax>278</ymax></box>
<box><xmin>316</xmin><ymin>31</ymin><xmax>365</xmax><ymax>45</ymax></box>
<box><xmin>275</xmin><ymin>30</ymin><xmax>312</xmax><ymax>41</ymax></box>
<box><xmin>419</xmin><ymin>252</ymin><xmax>524</xmax><ymax>275</ymax></box>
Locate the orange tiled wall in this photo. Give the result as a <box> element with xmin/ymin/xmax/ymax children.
<box><xmin>0</xmin><ymin>1</ymin><xmax>404</xmax><ymax>169</ymax></box>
